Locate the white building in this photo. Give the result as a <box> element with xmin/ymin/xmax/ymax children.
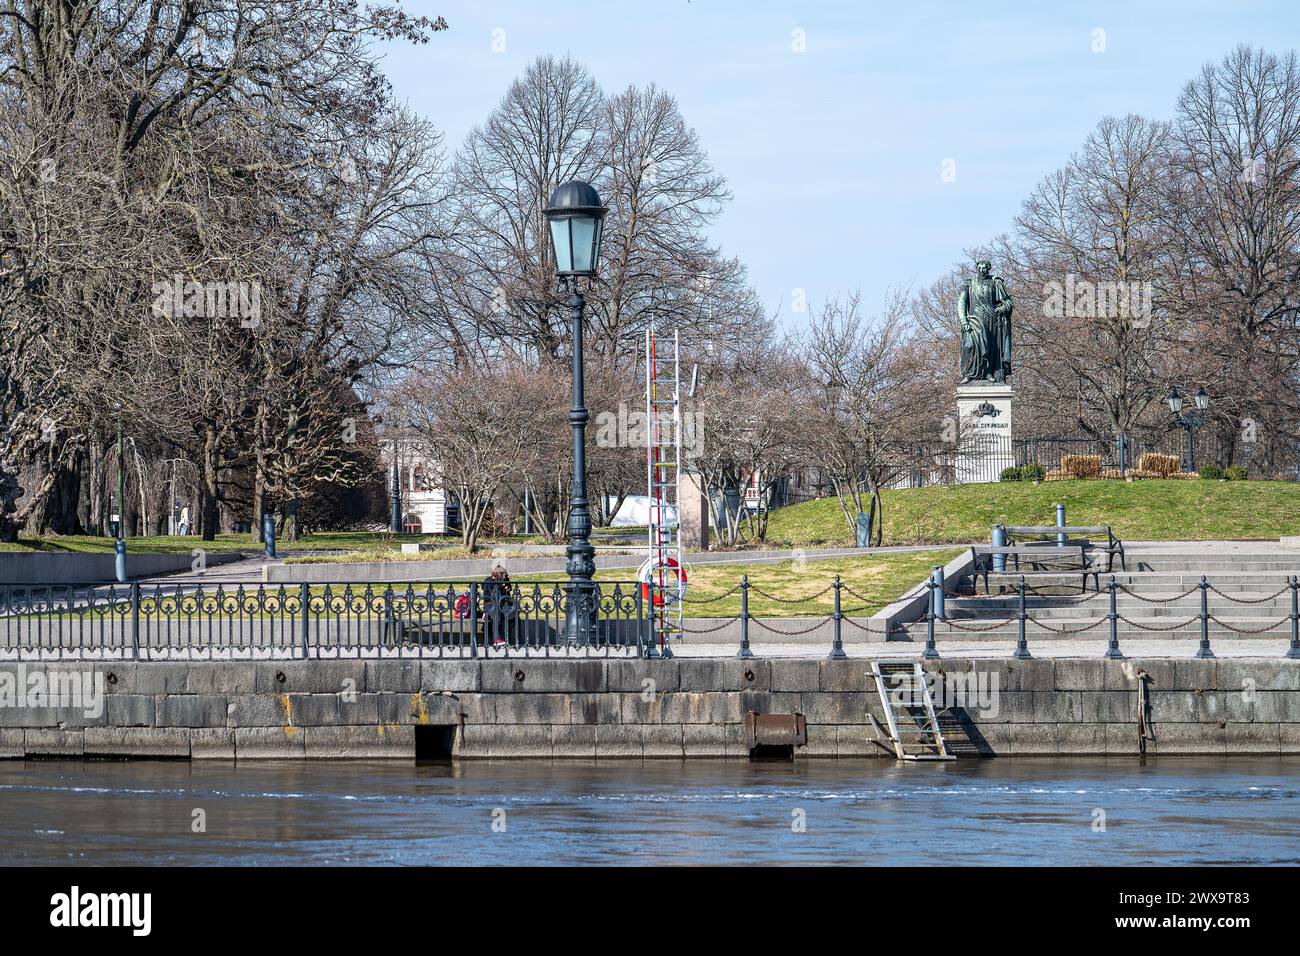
<box><xmin>385</xmin><ymin>442</ymin><xmax>452</xmax><ymax>534</ymax></box>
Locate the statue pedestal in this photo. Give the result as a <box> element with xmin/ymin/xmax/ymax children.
<box><xmin>956</xmin><ymin>382</ymin><xmax>1014</xmax><ymax>483</ymax></box>
<box><xmin>677</xmin><ymin>471</ymin><xmax>710</xmax><ymax>551</ymax></box>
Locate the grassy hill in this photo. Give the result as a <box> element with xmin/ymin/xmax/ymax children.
<box><xmin>766</xmin><ymin>480</ymin><xmax>1300</xmax><ymax>548</ymax></box>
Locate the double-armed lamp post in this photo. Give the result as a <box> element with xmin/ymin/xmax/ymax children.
<box><xmin>1167</xmin><ymin>385</ymin><xmax>1210</xmax><ymax>472</ymax></box>
<box><xmin>543</xmin><ymin>180</ymin><xmax>607</xmax><ymax>645</ymax></box>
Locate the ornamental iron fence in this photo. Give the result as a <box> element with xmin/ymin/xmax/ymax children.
<box><xmin>0</xmin><ymin>580</ymin><xmax>651</xmax><ymax>660</ymax></box>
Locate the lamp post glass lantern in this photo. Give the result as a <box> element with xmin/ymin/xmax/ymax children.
<box><xmin>544</xmin><ymin>180</ymin><xmax>607</xmax><ymax>645</ymax></box>
<box><xmin>1168</xmin><ymin>385</ymin><xmax>1209</xmax><ymax>472</ymax></box>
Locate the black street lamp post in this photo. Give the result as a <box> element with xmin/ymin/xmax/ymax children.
<box><xmin>390</xmin><ymin>440</ymin><xmax>402</xmax><ymax>534</ymax></box>
<box><xmin>113</xmin><ymin>402</ymin><xmax>126</xmax><ymax>583</ymax></box>
<box><xmin>1167</xmin><ymin>386</ymin><xmax>1210</xmax><ymax>472</ymax></box>
<box><xmin>544</xmin><ymin>180</ymin><xmax>607</xmax><ymax>645</ymax></box>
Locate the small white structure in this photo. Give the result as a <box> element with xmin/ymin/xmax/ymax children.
<box><xmin>609</xmin><ymin>494</ymin><xmax>678</xmax><ymax>528</ymax></box>
<box><xmin>385</xmin><ymin>441</ymin><xmax>450</xmax><ymax>534</ymax></box>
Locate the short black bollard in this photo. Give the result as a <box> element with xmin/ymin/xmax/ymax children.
<box><xmin>1013</xmin><ymin>574</ymin><xmax>1032</xmax><ymax>660</ymax></box>
<box><xmin>931</xmin><ymin>565</ymin><xmax>946</xmax><ymax>621</ymax></box>
<box><xmin>828</xmin><ymin>575</ymin><xmax>847</xmax><ymax>660</ymax></box>
<box><xmin>736</xmin><ymin>575</ymin><xmax>754</xmax><ymax>660</ymax></box>
<box><xmin>1104</xmin><ymin>575</ymin><xmax>1124</xmax><ymax>660</ymax></box>
<box><xmin>1288</xmin><ymin>576</ymin><xmax>1300</xmax><ymax>660</ymax></box>
<box><xmin>1196</xmin><ymin>575</ymin><xmax>1215</xmax><ymax>659</ymax></box>
<box><xmin>923</xmin><ymin>578</ymin><xmax>940</xmax><ymax>660</ymax></box>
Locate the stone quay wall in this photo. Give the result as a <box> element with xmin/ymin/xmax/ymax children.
<box><xmin>1</xmin><ymin>657</ymin><xmax>1298</xmax><ymax>760</ymax></box>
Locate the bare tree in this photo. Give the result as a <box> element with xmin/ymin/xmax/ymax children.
<box><xmin>393</xmin><ymin>363</ymin><xmax>552</xmax><ymax>553</ymax></box>
<box><xmin>800</xmin><ymin>293</ymin><xmax>939</xmax><ymax>545</ymax></box>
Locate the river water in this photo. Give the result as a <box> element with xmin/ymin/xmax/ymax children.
<box><xmin>1</xmin><ymin>757</ymin><xmax>1297</xmax><ymax>866</ymax></box>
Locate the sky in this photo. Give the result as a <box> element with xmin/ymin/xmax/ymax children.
<box><xmin>376</xmin><ymin>0</ymin><xmax>1300</xmax><ymax>329</ymax></box>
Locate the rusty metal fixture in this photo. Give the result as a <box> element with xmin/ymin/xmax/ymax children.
<box><xmin>744</xmin><ymin>711</ymin><xmax>807</xmax><ymax>750</ymax></box>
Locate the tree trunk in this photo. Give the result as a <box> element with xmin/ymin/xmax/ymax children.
<box><xmin>870</xmin><ymin>485</ymin><xmax>883</xmax><ymax>547</ymax></box>
<box><xmin>33</xmin><ymin>452</ymin><xmax>86</xmax><ymax>535</ymax></box>
<box><xmin>200</xmin><ymin>428</ymin><xmax>220</xmax><ymax>541</ymax></box>
<box><xmin>252</xmin><ymin>398</ymin><xmax>269</xmax><ymax>543</ymax></box>
<box><xmin>0</xmin><ymin>464</ymin><xmax>21</xmax><ymax>542</ymax></box>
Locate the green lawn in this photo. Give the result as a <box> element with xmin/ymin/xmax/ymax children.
<box><xmin>766</xmin><ymin>479</ymin><xmax>1300</xmax><ymax>548</ymax></box>
<box><xmin>513</xmin><ymin>549</ymin><xmax>962</xmax><ymax>617</ymax></box>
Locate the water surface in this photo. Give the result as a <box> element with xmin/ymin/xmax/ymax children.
<box><xmin>1</xmin><ymin>757</ymin><xmax>1297</xmax><ymax>865</ymax></box>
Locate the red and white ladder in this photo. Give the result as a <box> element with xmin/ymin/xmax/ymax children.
<box><xmin>643</xmin><ymin>328</ymin><xmax>685</xmax><ymax>653</ymax></box>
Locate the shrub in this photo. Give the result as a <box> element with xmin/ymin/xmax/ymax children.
<box><xmin>1224</xmin><ymin>465</ymin><xmax>1249</xmax><ymax>481</ymax></box>
<box><xmin>1020</xmin><ymin>463</ymin><xmax>1046</xmax><ymax>482</ymax></box>
<box><xmin>1136</xmin><ymin>452</ymin><xmax>1180</xmax><ymax>477</ymax></box>
<box><xmin>1000</xmin><ymin>466</ymin><xmax>1022</xmax><ymax>482</ymax></box>
<box><xmin>1172</xmin><ymin>471</ymin><xmax>1200</xmax><ymax>479</ymax></box>
<box><xmin>1044</xmin><ymin>468</ymin><xmax>1068</xmax><ymax>481</ymax></box>
<box><xmin>1100</xmin><ymin>468</ymin><xmax>1125</xmax><ymax>479</ymax></box>
<box><xmin>1060</xmin><ymin>453</ymin><xmax>1103</xmax><ymax>479</ymax></box>
<box><xmin>1198</xmin><ymin>465</ymin><xmax>1222</xmax><ymax>480</ymax></box>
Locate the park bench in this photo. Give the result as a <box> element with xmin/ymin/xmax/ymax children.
<box><xmin>969</xmin><ymin>544</ymin><xmax>1101</xmax><ymax>595</ymax></box>
<box><xmin>1002</xmin><ymin>525</ymin><xmax>1126</xmax><ymax>571</ymax></box>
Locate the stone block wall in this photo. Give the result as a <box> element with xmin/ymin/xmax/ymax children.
<box><xmin>0</xmin><ymin>657</ymin><xmax>1297</xmax><ymax>759</ymax></box>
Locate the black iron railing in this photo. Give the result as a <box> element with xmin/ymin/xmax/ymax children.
<box><xmin>921</xmin><ymin>574</ymin><xmax>1300</xmax><ymax>661</ymax></box>
<box><xmin>0</xmin><ymin>580</ymin><xmax>650</xmax><ymax>660</ymax></box>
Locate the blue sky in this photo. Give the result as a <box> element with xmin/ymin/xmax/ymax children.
<box><xmin>378</xmin><ymin>1</ymin><xmax>1300</xmax><ymax>327</ymax></box>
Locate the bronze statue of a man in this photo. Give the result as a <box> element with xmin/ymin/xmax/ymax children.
<box><xmin>958</xmin><ymin>259</ymin><xmax>1013</xmax><ymax>383</ymax></box>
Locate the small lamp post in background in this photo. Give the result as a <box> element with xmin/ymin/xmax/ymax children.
<box><xmin>1167</xmin><ymin>386</ymin><xmax>1210</xmax><ymax>472</ymax></box>
<box><xmin>543</xmin><ymin>180</ymin><xmax>607</xmax><ymax>645</ymax></box>
<box><xmin>390</xmin><ymin>438</ymin><xmax>402</xmax><ymax>534</ymax></box>
<box><xmin>113</xmin><ymin>402</ymin><xmax>126</xmax><ymax>583</ymax></box>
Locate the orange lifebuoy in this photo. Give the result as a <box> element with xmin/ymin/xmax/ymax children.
<box><xmin>639</xmin><ymin>557</ymin><xmax>688</xmax><ymax>607</ymax></box>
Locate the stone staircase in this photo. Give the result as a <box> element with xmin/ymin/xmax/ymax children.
<box><xmin>893</xmin><ymin>542</ymin><xmax>1300</xmax><ymax>642</ymax></box>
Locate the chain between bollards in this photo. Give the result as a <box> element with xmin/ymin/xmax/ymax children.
<box><xmin>923</xmin><ymin>578</ymin><xmax>939</xmax><ymax>660</ymax></box>
<box><xmin>827</xmin><ymin>575</ymin><xmax>847</xmax><ymax>660</ymax></box>
<box><xmin>1013</xmin><ymin>574</ymin><xmax>1032</xmax><ymax>659</ymax></box>
<box><xmin>1195</xmin><ymin>574</ymin><xmax>1214</xmax><ymax>659</ymax></box>
<box><xmin>1104</xmin><ymin>574</ymin><xmax>1124</xmax><ymax>660</ymax></box>
<box><xmin>736</xmin><ymin>574</ymin><xmax>754</xmax><ymax>659</ymax></box>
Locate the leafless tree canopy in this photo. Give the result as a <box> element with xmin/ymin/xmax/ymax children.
<box><xmin>1</xmin><ymin>26</ymin><xmax>1296</xmax><ymax>549</ymax></box>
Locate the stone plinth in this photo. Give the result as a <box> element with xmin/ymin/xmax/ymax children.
<box><xmin>956</xmin><ymin>381</ymin><xmax>1014</xmax><ymax>483</ymax></box>
<box><xmin>678</xmin><ymin>471</ymin><xmax>710</xmax><ymax>551</ymax></box>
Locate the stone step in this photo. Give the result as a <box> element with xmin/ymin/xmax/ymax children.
<box><xmin>977</xmin><ymin>571</ymin><xmax>1299</xmax><ymax>590</ymax></box>
<box><xmin>945</xmin><ymin>604</ymin><xmax>1292</xmax><ymax>620</ymax></box>
<box><xmin>986</xmin><ymin>560</ymin><xmax>1300</xmax><ymax>574</ymax></box>
<box><xmin>951</xmin><ymin>590</ymin><xmax>1294</xmax><ymax>613</ymax></box>
<box><xmin>894</xmin><ymin>616</ymin><xmax>1297</xmax><ymax>641</ymax></box>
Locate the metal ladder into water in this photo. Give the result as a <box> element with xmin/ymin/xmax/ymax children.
<box><xmin>869</xmin><ymin>661</ymin><xmax>955</xmax><ymax>761</ymax></box>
